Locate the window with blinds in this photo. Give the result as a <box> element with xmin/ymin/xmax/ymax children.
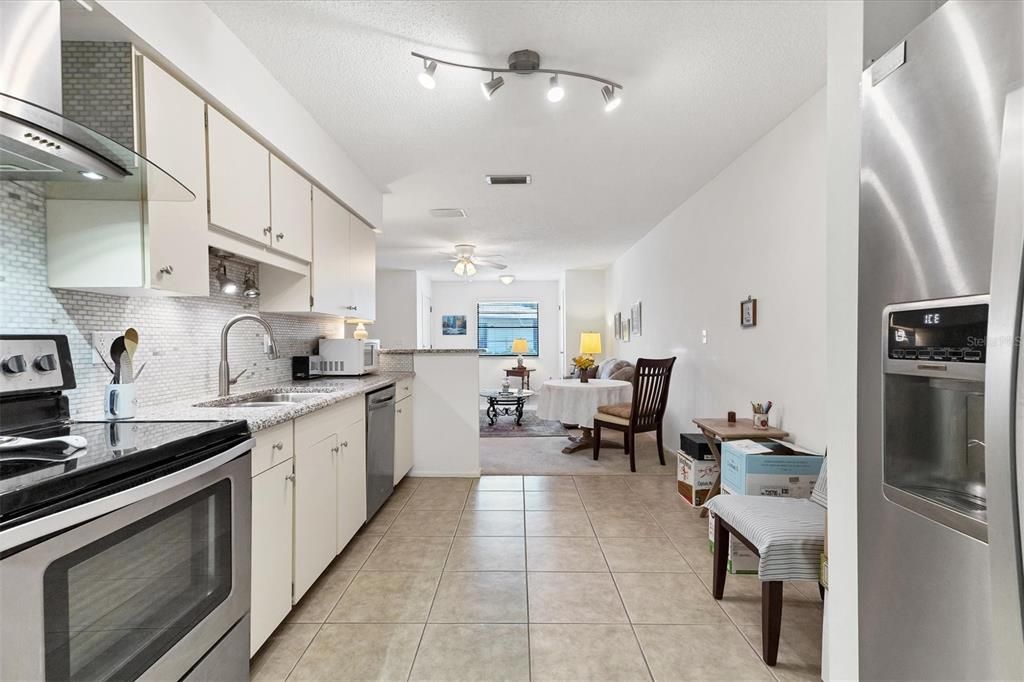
<box><xmin>477</xmin><ymin>301</ymin><xmax>540</xmax><ymax>356</ymax></box>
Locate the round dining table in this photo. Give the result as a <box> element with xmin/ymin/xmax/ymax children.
<box><xmin>536</xmin><ymin>378</ymin><xmax>633</xmax><ymax>454</ymax></box>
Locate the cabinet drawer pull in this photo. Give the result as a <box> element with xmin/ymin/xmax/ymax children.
<box><xmin>158</xmin><ymin>265</ymin><xmax>174</xmax><ymax>275</ymax></box>
<box><xmin>285</xmin><ymin>473</ymin><xmax>295</xmax><ymax>483</ymax></box>
<box><xmin>272</xmin><ymin>441</ymin><xmax>284</xmax><ymax>450</ymax></box>
<box><xmin>397</xmin><ymin>408</ymin><xmax>403</xmax><ymax>414</ymax></box>
<box><xmin>276</xmin><ymin>232</ymin><xmax>285</xmax><ymax>241</ymax></box>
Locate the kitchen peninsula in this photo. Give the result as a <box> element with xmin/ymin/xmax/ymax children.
<box><xmin>380</xmin><ymin>349</ymin><xmax>481</xmax><ymax>477</ymax></box>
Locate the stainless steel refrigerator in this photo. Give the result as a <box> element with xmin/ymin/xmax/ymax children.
<box><xmin>858</xmin><ymin>1</ymin><xmax>1023</xmax><ymax>678</ymax></box>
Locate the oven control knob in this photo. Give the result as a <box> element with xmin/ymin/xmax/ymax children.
<box><xmin>34</xmin><ymin>353</ymin><xmax>58</xmax><ymax>372</ymax></box>
<box><xmin>2</xmin><ymin>354</ymin><xmax>27</xmax><ymax>374</ymax></box>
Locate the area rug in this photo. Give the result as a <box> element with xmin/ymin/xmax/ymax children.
<box><xmin>479</xmin><ymin>410</ymin><xmax>569</xmax><ymax>438</ymax></box>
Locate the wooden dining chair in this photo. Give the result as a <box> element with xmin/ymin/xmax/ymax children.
<box><xmin>592</xmin><ymin>357</ymin><xmax>676</xmax><ymax>472</ymax></box>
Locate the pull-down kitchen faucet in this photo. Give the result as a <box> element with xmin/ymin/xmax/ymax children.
<box><xmin>219</xmin><ymin>314</ymin><xmax>280</xmax><ymax>396</ymax></box>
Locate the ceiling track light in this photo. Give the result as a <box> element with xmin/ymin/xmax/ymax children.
<box><xmin>418</xmin><ymin>59</ymin><xmax>437</xmax><ymax>89</ymax></box>
<box><xmin>481</xmin><ymin>72</ymin><xmax>505</xmax><ymax>100</ymax></box>
<box><xmin>547</xmin><ymin>75</ymin><xmax>564</xmax><ymax>103</ymax></box>
<box><xmin>601</xmin><ymin>85</ymin><xmax>622</xmax><ymax>112</ymax></box>
<box><xmin>411</xmin><ymin>49</ymin><xmax>622</xmax><ymax>111</ymax></box>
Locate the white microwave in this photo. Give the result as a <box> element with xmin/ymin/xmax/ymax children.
<box><xmin>317</xmin><ymin>338</ymin><xmax>379</xmax><ymax>376</ymax></box>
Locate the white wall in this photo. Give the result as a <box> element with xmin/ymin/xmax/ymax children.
<box><xmin>95</xmin><ymin>0</ymin><xmax>382</xmax><ymax>227</ymax></box>
<box><xmin>564</xmin><ymin>269</ymin><xmax>607</xmax><ymax>373</ymax></box>
<box><xmin>431</xmin><ymin>280</ymin><xmax>562</xmax><ymax>391</ymax></box>
<box><xmin>604</xmin><ymin>89</ymin><xmax>827</xmax><ymax>452</ymax></box>
<box><xmin>824</xmin><ymin>1</ymin><xmax>862</xmax><ymax>678</ymax></box>
<box><xmin>369</xmin><ymin>269</ymin><xmax>418</xmax><ymax>348</ymax></box>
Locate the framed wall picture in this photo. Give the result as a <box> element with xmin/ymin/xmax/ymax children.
<box><xmin>740</xmin><ymin>297</ymin><xmax>757</xmax><ymax>328</ymax></box>
<box><xmin>614</xmin><ymin>312</ymin><xmax>622</xmax><ymax>340</ymax></box>
<box><xmin>623</xmin><ymin>318</ymin><xmax>631</xmax><ymax>342</ymax></box>
<box><xmin>630</xmin><ymin>301</ymin><xmax>642</xmax><ymax>337</ymax></box>
<box><xmin>442</xmin><ymin>314</ymin><xmax>467</xmax><ymax>335</ymax></box>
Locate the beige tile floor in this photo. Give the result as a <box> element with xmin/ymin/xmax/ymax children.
<box><xmin>251</xmin><ymin>473</ymin><xmax>823</xmax><ymax>682</ymax></box>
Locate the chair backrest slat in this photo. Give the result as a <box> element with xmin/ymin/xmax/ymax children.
<box><xmin>629</xmin><ymin>357</ymin><xmax>676</xmax><ymax>429</ymax></box>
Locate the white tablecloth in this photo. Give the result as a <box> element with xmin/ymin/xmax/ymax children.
<box><xmin>536</xmin><ymin>378</ymin><xmax>633</xmax><ymax>428</ymax></box>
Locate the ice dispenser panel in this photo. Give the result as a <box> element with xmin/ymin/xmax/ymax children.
<box><xmin>882</xmin><ymin>296</ymin><xmax>989</xmax><ymax>542</ymax></box>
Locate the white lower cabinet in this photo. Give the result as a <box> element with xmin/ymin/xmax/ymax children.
<box><xmin>337</xmin><ymin>419</ymin><xmax>367</xmax><ymax>553</ymax></box>
<box><xmin>394</xmin><ymin>396</ymin><xmax>414</xmax><ymax>485</ymax></box>
<box><xmin>293</xmin><ymin>432</ymin><xmax>339</xmax><ymax>601</ymax></box>
<box><xmin>250</xmin><ymin>458</ymin><xmax>294</xmax><ymax>656</ymax></box>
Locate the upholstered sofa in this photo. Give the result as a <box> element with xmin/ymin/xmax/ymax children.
<box><xmin>567</xmin><ymin>357</ymin><xmax>635</xmax><ymax>382</ymax></box>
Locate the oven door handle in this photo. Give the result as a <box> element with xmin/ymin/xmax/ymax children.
<box><xmin>0</xmin><ymin>438</ymin><xmax>255</xmax><ymax>552</ymax></box>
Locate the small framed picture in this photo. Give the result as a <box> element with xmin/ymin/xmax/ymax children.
<box><xmin>740</xmin><ymin>297</ymin><xmax>757</xmax><ymax>328</ymax></box>
<box><xmin>630</xmin><ymin>301</ymin><xmax>642</xmax><ymax>337</ymax></box>
<box><xmin>614</xmin><ymin>312</ymin><xmax>622</xmax><ymax>340</ymax></box>
<box><xmin>623</xmin><ymin>318</ymin><xmax>631</xmax><ymax>342</ymax></box>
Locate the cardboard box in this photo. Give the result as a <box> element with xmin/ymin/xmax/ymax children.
<box><xmin>677</xmin><ymin>451</ymin><xmax>719</xmax><ymax>506</ymax></box>
<box><xmin>708</xmin><ymin>510</ymin><xmax>758</xmax><ymax>574</ymax></box>
<box><xmin>721</xmin><ymin>439</ymin><xmax>823</xmax><ymax>498</ymax></box>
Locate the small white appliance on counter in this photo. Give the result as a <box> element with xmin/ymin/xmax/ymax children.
<box><xmin>317</xmin><ymin>338</ymin><xmax>380</xmax><ymax>376</ymax></box>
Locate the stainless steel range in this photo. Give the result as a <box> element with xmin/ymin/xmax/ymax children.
<box><xmin>0</xmin><ymin>335</ymin><xmax>254</xmax><ymax>680</ymax></box>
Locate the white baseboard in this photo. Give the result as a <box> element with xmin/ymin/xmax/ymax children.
<box><xmin>408</xmin><ymin>468</ymin><xmax>482</xmax><ymax>478</ymax></box>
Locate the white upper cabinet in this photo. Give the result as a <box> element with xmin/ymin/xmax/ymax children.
<box><xmin>349</xmin><ymin>214</ymin><xmax>377</xmax><ymax>321</ymax></box>
<box><xmin>270</xmin><ymin>156</ymin><xmax>312</xmax><ymax>261</ymax></box>
<box><xmin>46</xmin><ymin>54</ymin><xmax>208</xmax><ymax>297</ymax></box>
<box><xmin>206</xmin><ymin>107</ymin><xmax>271</xmax><ymax>245</ymax></box>
<box><xmin>311</xmin><ymin>186</ymin><xmax>351</xmax><ymax>315</ymax></box>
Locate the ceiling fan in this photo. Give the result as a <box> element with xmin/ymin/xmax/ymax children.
<box><xmin>441</xmin><ymin>244</ymin><xmax>507</xmax><ymax>277</ymax></box>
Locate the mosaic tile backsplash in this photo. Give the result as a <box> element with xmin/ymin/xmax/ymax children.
<box><xmin>0</xmin><ymin>182</ymin><xmax>344</xmax><ymax>416</ymax></box>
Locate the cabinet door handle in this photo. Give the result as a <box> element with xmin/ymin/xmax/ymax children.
<box><xmin>397</xmin><ymin>408</ymin><xmax>403</xmax><ymax>414</ymax></box>
<box><xmin>276</xmin><ymin>232</ymin><xmax>285</xmax><ymax>241</ymax></box>
<box><xmin>331</xmin><ymin>445</ymin><xmax>340</xmax><ymax>454</ymax></box>
<box><xmin>272</xmin><ymin>441</ymin><xmax>284</xmax><ymax>450</ymax></box>
<box><xmin>344</xmin><ymin>305</ymin><xmax>358</xmax><ymax>311</ymax></box>
<box><xmin>158</xmin><ymin>265</ymin><xmax>174</xmax><ymax>275</ymax></box>
<box><xmin>285</xmin><ymin>473</ymin><xmax>295</xmax><ymax>483</ymax></box>
<box><xmin>341</xmin><ymin>441</ymin><xmax>349</xmax><ymax>448</ymax></box>
<box><xmin>263</xmin><ymin>226</ymin><xmax>272</xmax><ymax>236</ymax></box>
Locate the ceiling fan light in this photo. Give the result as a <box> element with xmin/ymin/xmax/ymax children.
<box><xmin>453</xmin><ymin>260</ymin><xmax>467</xmax><ymax>277</ymax></box>
<box><xmin>602</xmin><ymin>85</ymin><xmax>622</xmax><ymax>112</ymax></box>
<box><xmin>481</xmin><ymin>75</ymin><xmax>505</xmax><ymax>100</ymax></box>
<box><xmin>418</xmin><ymin>60</ymin><xmax>437</xmax><ymax>89</ymax></box>
<box><xmin>499</xmin><ymin>274</ymin><xmax>515</xmax><ymax>285</ymax></box>
<box><xmin>465</xmin><ymin>261</ymin><xmax>477</xmax><ymax>277</ymax></box>
<box><xmin>547</xmin><ymin>75</ymin><xmax>565</xmax><ymax>103</ymax></box>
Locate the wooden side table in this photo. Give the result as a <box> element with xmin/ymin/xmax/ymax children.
<box><xmin>505</xmin><ymin>367</ymin><xmax>536</xmax><ymax>390</ymax></box>
<box><xmin>692</xmin><ymin>417</ymin><xmax>789</xmax><ymax>517</ymax></box>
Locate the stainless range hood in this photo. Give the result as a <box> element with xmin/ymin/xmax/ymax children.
<box><xmin>0</xmin><ymin>1</ymin><xmax>193</xmax><ymax>201</ymax></box>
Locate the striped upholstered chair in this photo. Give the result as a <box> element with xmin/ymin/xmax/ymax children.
<box><xmin>704</xmin><ymin>457</ymin><xmax>827</xmax><ymax>666</ymax></box>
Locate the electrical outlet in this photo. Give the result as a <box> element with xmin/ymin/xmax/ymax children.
<box><xmin>701</xmin><ymin>329</ymin><xmax>708</xmax><ymax>344</ymax></box>
<box><xmin>91</xmin><ymin>331</ymin><xmax>122</xmax><ymax>368</ymax></box>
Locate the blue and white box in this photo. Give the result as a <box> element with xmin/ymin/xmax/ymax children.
<box><xmin>721</xmin><ymin>439</ymin><xmax>823</xmax><ymax>497</ymax></box>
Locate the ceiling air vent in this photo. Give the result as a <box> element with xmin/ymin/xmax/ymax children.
<box><xmin>485</xmin><ymin>174</ymin><xmax>532</xmax><ymax>185</ymax></box>
<box><xmin>429</xmin><ymin>208</ymin><xmax>467</xmax><ymax>218</ymax></box>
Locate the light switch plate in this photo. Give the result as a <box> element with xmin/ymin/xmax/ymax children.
<box><xmin>701</xmin><ymin>329</ymin><xmax>708</xmax><ymax>344</ymax></box>
<box><xmin>91</xmin><ymin>331</ymin><xmax>122</xmax><ymax>368</ymax></box>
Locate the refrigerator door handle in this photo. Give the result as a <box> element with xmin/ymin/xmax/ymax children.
<box><xmin>985</xmin><ymin>85</ymin><xmax>1024</xmax><ymax>678</ymax></box>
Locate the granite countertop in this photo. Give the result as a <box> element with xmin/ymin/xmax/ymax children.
<box><xmin>75</xmin><ymin>372</ymin><xmax>414</xmax><ymax>433</ymax></box>
<box><xmin>380</xmin><ymin>348</ymin><xmax>480</xmax><ymax>354</ymax></box>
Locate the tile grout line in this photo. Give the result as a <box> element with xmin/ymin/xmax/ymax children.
<box><xmin>404</xmin><ymin>483</ymin><xmax>467</xmax><ymax>682</ymax></box>
<box><xmin>279</xmin><ymin>478</ymin><xmax>420</xmax><ymax>681</ymax></box>
<box><xmin>589</xmin><ymin>503</ymin><xmax>656</xmax><ymax>682</ymax></box>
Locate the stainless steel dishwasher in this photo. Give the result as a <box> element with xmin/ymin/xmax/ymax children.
<box><xmin>365</xmin><ymin>385</ymin><xmax>396</xmax><ymax>518</ymax></box>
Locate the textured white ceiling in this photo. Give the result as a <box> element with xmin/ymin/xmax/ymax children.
<box><xmin>207</xmin><ymin>0</ymin><xmax>826</xmax><ymax>280</ymax></box>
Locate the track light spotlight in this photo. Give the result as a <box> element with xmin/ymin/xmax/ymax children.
<box><xmin>418</xmin><ymin>60</ymin><xmax>438</xmax><ymax>89</ymax></box>
<box><xmin>216</xmin><ymin>262</ymin><xmax>239</xmax><ymax>295</ymax></box>
<box><xmin>602</xmin><ymin>85</ymin><xmax>622</xmax><ymax>112</ymax></box>
<box><xmin>242</xmin><ymin>269</ymin><xmax>260</xmax><ymax>298</ymax></box>
<box><xmin>481</xmin><ymin>74</ymin><xmax>505</xmax><ymax>100</ymax></box>
<box><xmin>547</xmin><ymin>75</ymin><xmax>565</xmax><ymax>103</ymax></box>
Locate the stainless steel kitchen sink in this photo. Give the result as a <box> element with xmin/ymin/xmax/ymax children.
<box><xmin>196</xmin><ymin>392</ymin><xmax>328</xmax><ymax>408</ymax></box>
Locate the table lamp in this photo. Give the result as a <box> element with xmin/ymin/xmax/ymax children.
<box><xmin>511</xmin><ymin>338</ymin><xmax>529</xmax><ymax>368</ymax></box>
<box><xmin>579</xmin><ymin>332</ymin><xmax>602</xmax><ymax>357</ymax></box>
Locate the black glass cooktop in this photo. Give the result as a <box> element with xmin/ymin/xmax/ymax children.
<box><xmin>0</xmin><ymin>420</ymin><xmax>250</xmax><ymax>532</ymax></box>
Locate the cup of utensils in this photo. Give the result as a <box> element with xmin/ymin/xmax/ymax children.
<box><xmin>100</xmin><ymin>328</ymin><xmax>144</xmax><ymax>420</ymax></box>
<box><xmin>751</xmin><ymin>401</ymin><xmax>772</xmax><ymax>429</ymax></box>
